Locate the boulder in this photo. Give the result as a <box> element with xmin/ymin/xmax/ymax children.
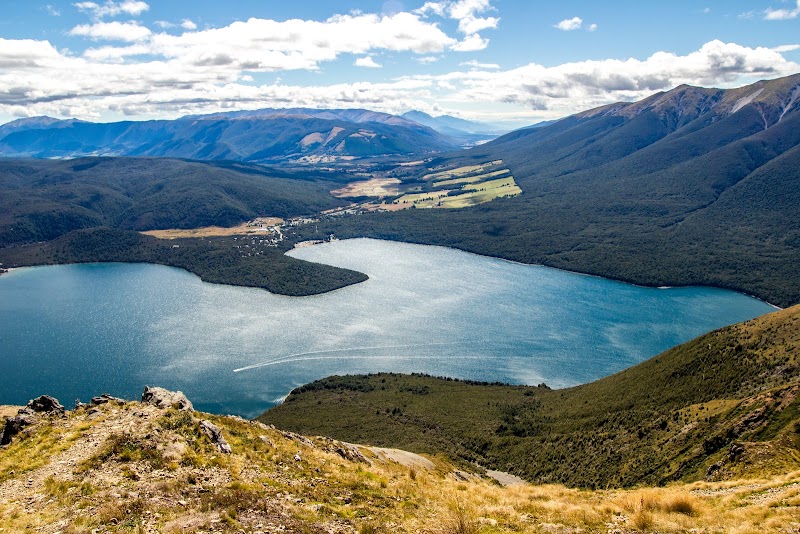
<box><xmin>141</xmin><ymin>386</ymin><xmax>194</xmax><ymax>412</ymax></box>
<box><xmin>1</xmin><ymin>409</ymin><xmax>38</xmax><ymax>445</ymax></box>
<box><xmin>90</xmin><ymin>393</ymin><xmax>126</xmax><ymax>406</ymax></box>
<box><xmin>26</xmin><ymin>395</ymin><xmax>65</xmax><ymax>415</ymax></box>
<box><xmin>199</xmin><ymin>420</ymin><xmax>231</xmax><ymax>454</ymax></box>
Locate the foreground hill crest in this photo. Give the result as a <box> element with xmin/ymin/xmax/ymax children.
<box><xmin>3</xmin><ymin>379</ymin><xmax>800</xmax><ymax>532</ymax></box>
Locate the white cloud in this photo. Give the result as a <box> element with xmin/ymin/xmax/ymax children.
<box><xmin>451</xmin><ymin>33</ymin><xmax>489</xmax><ymax>51</ymax></box>
<box><xmin>354</xmin><ymin>56</ymin><xmax>382</xmax><ymax>68</ymax></box>
<box><xmin>145</xmin><ymin>13</ymin><xmax>457</xmax><ymax>72</ymax></box>
<box><xmin>414</xmin><ymin>2</ymin><xmax>448</xmax><ymax>17</ymax></box>
<box><xmin>764</xmin><ymin>0</ymin><xmax>800</xmax><ymax>20</ymax></box>
<box><xmin>773</xmin><ymin>44</ymin><xmax>800</xmax><ymax>53</ymax></box>
<box><xmin>460</xmin><ymin>59</ymin><xmax>500</xmax><ymax>69</ymax></box>
<box><xmin>554</xmin><ymin>17</ymin><xmax>583</xmax><ymax>31</ymax></box>
<box><xmin>2</xmin><ymin>29</ymin><xmax>797</xmax><ymax>124</ymax></box>
<box><xmin>68</xmin><ymin>21</ymin><xmax>152</xmax><ymax>42</ymax></box>
<box><xmin>433</xmin><ymin>40</ymin><xmax>800</xmax><ymax>115</ymax></box>
<box><xmin>44</xmin><ymin>4</ymin><xmax>61</xmax><ymax>16</ymax></box>
<box><xmin>414</xmin><ymin>0</ymin><xmax>497</xmax><ymax>48</ymax></box>
<box><xmin>416</xmin><ymin>55</ymin><xmax>440</xmax><ymax>64</ymax></box>
<box><xmin>74</xmin><ymin>1</ymin><xmax>149</xmax><ymax>19</ymax></box>
<box><xmin>554</xmin><ymin>16</ymin><xmax>597</xmax><ymax>32</ymax></box>
<box><xmin>180</xmin><ymin>19</ymin><xmax>198</xmax><ymax>31</ymax></box>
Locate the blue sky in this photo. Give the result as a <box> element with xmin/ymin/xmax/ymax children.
<box><xmin>1</xmin><ymin>0</ymin><xmax>799</xmax><ymax>125</ymax></box>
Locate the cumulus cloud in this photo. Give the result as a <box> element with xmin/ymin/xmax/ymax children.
<box><xmin>415</xmin><ymin>0</ymin><xmax>497</xmax><ymax>50</ymax></box>
<box><xmin>68</xmin><ymin>21</ymin><xmax>152</xmax><ymax>42</ymax></box>
<box><xmin>460</xmin><ymin>59</ymin><xmax>500</xmax><ymax>69</ymax></box>
<box><xmin>764</xmin><ymin>0</ymin><xmax>800</xmax><ymax>20</ymax></box>
<box><xmin>451</xmin><ymin>33</ymin><xmax>489</xmax><ymax>51</ymax></box>
<box><xmin>74</xmin><ymin>1</ymin><xmax>149</xmax><ymax>19</ymax></box>
<box><xmin>2</xmin><ymin>26</ymin><xmax>797</xmax><ymax>123</ymax></box>
<box><xmin>554</xmin><ymin>17</ymin><xmax>583</xmax><ymax>31</ymax></box>
<box><xmin>180</xmin><ymin>19</ymin><xmax>198</xmax><ymax>31</ymax></box>
<box><xmin>554</xmin><ymin>17</ymin><xmax>597</xmax><ymax>31</ymax></box>
<box><xmin>433</xmin><ymin>40</ymin><xmax>799</xmax><ymax>115</ymax></box>
<box><xmin>354</xmin><ymin>56</ymin><xmax>382</xmax><ymax>68</ymax></box>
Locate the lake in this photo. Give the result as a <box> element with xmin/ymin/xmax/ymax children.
<box><xmin>0</xmin><ymin>238</ymin><xmax>775</xmax><ymax>417</ymax></box>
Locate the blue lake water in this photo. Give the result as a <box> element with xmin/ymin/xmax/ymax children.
<box><xmin>0</xmin><ymin>238</ymin><xmax>775</xmax><ymax>417</ymax></box>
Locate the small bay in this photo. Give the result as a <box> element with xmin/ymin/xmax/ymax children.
<box><xmin>0</xmin><ymin>238</ymin><xmax>775</xmax><ymax>417</ymax></box>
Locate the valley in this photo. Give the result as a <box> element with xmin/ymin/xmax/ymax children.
<box><xmin>5</xmin><ymin>1</ymin><xmax>800</xmax><ymax>531</ymax></box>
<box><xmin>2</xmin><ymin>66</ymin><xmax>800</xmax><ymax>532</ymax></box>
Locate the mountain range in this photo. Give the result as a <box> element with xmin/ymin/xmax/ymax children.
<box><xmin>0</xmin><ymin>108</ymin><xmax>460</xmax><ymax>162</ymax></box>
<box><xmin>324</xmin><ymin>73</ymin><xmax>800</xmax><ymax>307</ymax></box>
<box><xmin>400</xmin><ymin>110</ymin><xmax>506</xmax><ymax>145</ymax></box>
<box><xmin>1</xmin><ymin>74</ymin><xmax>800</xmax><ymax>305</ymax></box>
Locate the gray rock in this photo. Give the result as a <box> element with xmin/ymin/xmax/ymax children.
<box><xmin>1</xmin><ymin>411</ymin><xmax>38</xmax><ymax>445</ymax></box>
<box><xmin>141</xmin><ymin>386</ymin><xmax>194</xmax><ymax>412</ymax></box>
<box><xmin>199</xmin><ymin>420</ymin><xmax>231</xmax><ymax>454</ymax></box>
<box><xmin>90</xmin><ymin>393</ymin><xmax>126</xmax><ymax>406</ymax></box>
<box><xmin>26</xmin><ymin>395</ymin><xmax>65</xmax><ymax>415</ymax></box>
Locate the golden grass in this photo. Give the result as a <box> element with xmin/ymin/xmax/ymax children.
<box><xmin>331</xmin><ymin>178</ymin><xmax>402</xmax><ymax>198</ymax></box>
<box><xmin>4</xmin><ymin>403</ymin><xmax>800</xmax><ymax>533</ymax></box>
<box><xmin>433</xmin><ymin>169</ymin><xmax>510</xmax><ymax>187</ymax></box>
<box><xmin>422</xmin><ymin>161</ymin><xmax>503</xmax><ymax>181</ymax></box>
<box><xmin>391</xmin><ymin>175</ymin><xmax>521</xmax><ymax>210</ymax></box>
<box><xmin>141</xmin><ymin>217</ymin><xmax>283</xmax><ymax>239</ymax></box>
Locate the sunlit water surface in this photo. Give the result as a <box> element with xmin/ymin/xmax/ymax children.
<box><xmin>0</xmin><ymin>238</ymin><xmax>774</xmax><ymax>417</ymax></box>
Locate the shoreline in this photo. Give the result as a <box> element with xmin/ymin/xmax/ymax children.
<box><xmin>293</xmin><ymin>237</ymin><xmax>785</xmax><ymax>310</ymax></box>
<box><xmin>1</xmin><ymin>237</ymin><xmax>786</xmax><ymax>309</ymax></box>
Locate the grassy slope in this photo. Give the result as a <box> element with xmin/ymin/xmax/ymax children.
<box><xmin>3</xmin><ymin>394</ymin><xmax>800</xmax><ymax>533</ymax></box>
<box><xmin>261</xmin><ymin>306</ymin><xmax>800</xmax><ymax>488</ymax></box>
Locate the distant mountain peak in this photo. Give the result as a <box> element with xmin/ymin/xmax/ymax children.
<box><xmin>575</xmin><ymin>73</ymin><xmax>800</xmax><ymax>129</ymax></box>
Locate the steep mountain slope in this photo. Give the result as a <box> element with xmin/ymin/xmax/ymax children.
<box><xmin>0</xmin><ymin>157</ymin><xmax>344</xmax><ymax>247</ymax></box>
<box><xmin>319</xmin><ymin>73</ymin><xmax>800</xmax><ymax>306</ymax></box>
<box><xmin>262</xmin><ymin>305</ymin><xmax>800</xmax><ymax>488</ymax></box>
<box><xmin>0</xmin><ymin>109</ymin><xmax>457</xmax><ymax>161</ymax></box>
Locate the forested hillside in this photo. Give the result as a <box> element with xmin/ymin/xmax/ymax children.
<box><xmin>0</xmin><ymin>157</ymin><xmax>344</xmax><ymax>247</ymax></box>
<box><xmin>318</xmin><ymin>74</ymin><xmax>800</xmax><ymax>307</ymax></box>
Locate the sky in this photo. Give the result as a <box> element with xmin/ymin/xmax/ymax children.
<box><xmin>1</xmin><ymin>0</ymin><xmax>799</xmax><ymax>126</ymax></box>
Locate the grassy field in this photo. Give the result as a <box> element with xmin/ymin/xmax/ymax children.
<box><xmin>433</xmin><ymin>169</ymin><xmax>511</xmax><ymax>187</ymax></box>
<box><xmin>422</xmin><ymin>160</ymin><xmax>503</xmax><ymax>181</ymax></box>
<box><xmin>389</xmin><ymin>160</ymin><xmax>521</xmax><ymax>210</ymax></box>
<box><xmin>141</xmin><ymin>217</ymin><xmax>284</xmax><ymax>239</ymax></box>
<box><xmin>331</xmin><ymin>178</ymin><xmax>403</xmax><ymax>198</ymax></box>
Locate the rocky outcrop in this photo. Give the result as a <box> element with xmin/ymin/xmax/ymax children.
<box><xmin>27</xmin><ymin>395</ymin><xmax>65</xmax><ymax>415</ymax></box>
<box><xmin>199</xmin><ymin>420</ymin><xmax>231</xmax><ymax>454</ymax></box>
<box><xmin>141</xmin><ymin>386</ymin><xmax>194</xmax><ymax>412</ymax></box>
<box><xmin>2</xmin><ymin>395</ymin><xmax>66</xmax><ymax>445</ymax></box>
<box><xmin>90</xmin><ymin>393</ymin><xmax>127</xmax><ymax>406</ymax></box>
<box><xmin>1</xmin><ymin>408</ymin><xmax>38</xmax><ymax>445</ymax></box>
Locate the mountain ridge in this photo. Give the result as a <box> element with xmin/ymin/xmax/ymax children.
<box><xmin>317</xmin><ymin>72</ymin><xmax>800</xmax><ymax>307</ymax></box>
<box><xmin>0</xmin><ymin>108</ymin><xmax>458</xmax><ymax>162</ymax></box>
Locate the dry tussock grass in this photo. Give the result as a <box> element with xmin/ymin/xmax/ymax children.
<box><xmin>3</xmin><ymin>403</ymin><xmax>800</xmax><ymax>533</ymax></box>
